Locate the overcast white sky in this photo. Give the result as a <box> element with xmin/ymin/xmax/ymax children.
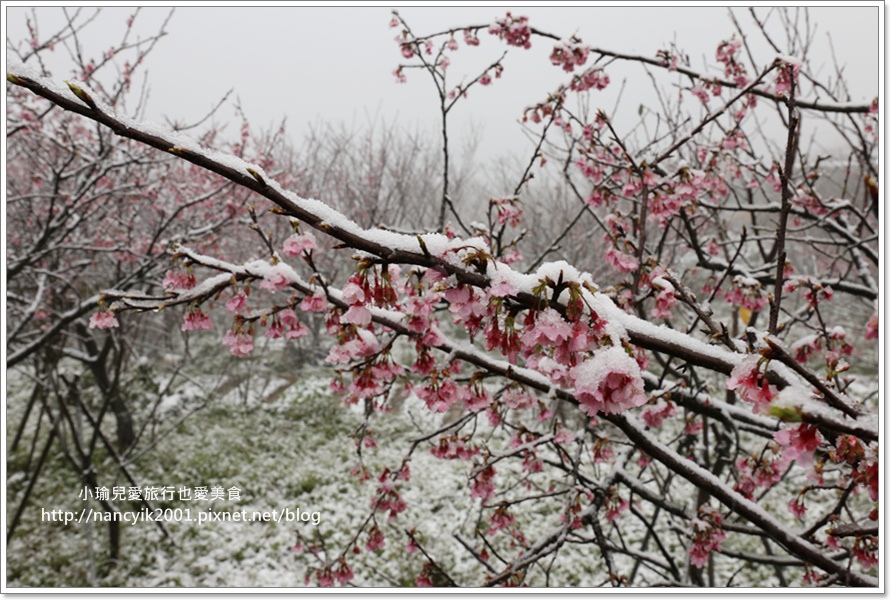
<box><xmin>5</xmin><ymin>4</ymin><xmax>882</xmax><ymax>162</ymax></box>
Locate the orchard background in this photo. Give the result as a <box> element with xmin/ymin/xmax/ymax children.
<box><xmin>4</xmin><ymin>6</ymin><xmax>881</xmax><ymax>588</ymax></box>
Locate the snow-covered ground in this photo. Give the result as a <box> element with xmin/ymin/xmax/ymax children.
<box><xmin>7</xmin><ymin>366</ymin><xmax>606</xmax><ymax>588</ymax></box>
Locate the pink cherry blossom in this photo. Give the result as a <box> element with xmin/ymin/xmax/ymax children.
<box><xmin>726</xmin><ymin>355</ymin><xmax>777</xmax><ymax>414</ymax></box>
<box><xmin>866</xmin><ymin>311</ymin><xmax>878</xmax><ymax>340</ymax></box>
<box><xmin>300</xmin><ymin>291</ymin><xmax>328</xmax><ymax>312</ymax></box>
<box><xmin>341</xmin><ymin>305</ymin><xmax>372</xmax><ymax>326</ymax></box>
<box><xmin>488</xmin><ymin>506</ymin><xmax>515</xmax><ymax>534</ymax></box>
<box><xmin>774</xmin><ymin>424</ymin><xmax>823</xmax><ymax>465</ymax></box>
<box><xmin>222</xmin><ymin>330</ymin><xmax>254</xmax><ymax>357</ymax></box>
<box><xmin>521</xmin><ymin>308</ymin><xmax>573</xmax><ymax>349</ymax></box>
<box><xmin>488</xmin><ymin>12</ymin><xmax>532</xmax><ymax>49</ymax></box>
<box><xmin>89</xmin><ymin>310</ymin><xmax>119</xmax><ymax>329</ymax></box>
<box><xmin>641</xmin><ymin>399</ymin><xmax>677</xmax><ymax>429</ymax></box>
<box><xmin>259</xmin><ymin>272</ymin><xmax>291</xmax><ymax>292</ymax></box>
<box><xmin>688</xmin><ymin>506</ymin><xmax>726</xmax><ymax>568</ymax></box>
<box><xmin>341</xmin><ymin>281</ymin><xmax>367</xmax><ymax>305</ymax></box>
<box><xmin>471</xmin><ymin>465</ymin><xmax>497</xmax><ymax>503</ymax></box>
<box><xmin>787</xmin><ymin>497</ymin><xmax>807</xmax><ymax>519</ymax></box>
<box><xmin>282</xmin><ymin>231</ymin><xmax>317</xmax><ymax>257</ymax></box>
<box><xmin>605</xmin><ymin>248</ymin><xmax>639</xmax><ymax>273</ymax></box>
<box><xmin>181</xmin><ymin>308</ymin><xmax>213</xmax><ymax>331</ymax></box>
<box><xmin>265</xmin><ymin>319</ymin><xmax>284</xmax><ymax>339</ymax></box>
<box><xmin>162</xmin><ymin>269</ymin><xmax>196</xmax><ymax>290</ymax></box>
<box><xmin>225</xmin><ymin>293</ymin><xmax>248</xmax><ymax>314</ymax></box>
<box><xmin>570</xmin><ymin>67</ymin><xmax>610</xmax><ymax>92</ymax></box>
<box><xmin>571</xmin><ymin>347</ymin><xmax>647</xmax><ymax>416</ymax></box>
<box><xmin>365</xmin><ymin>525</ymin><xmax>385</xmax><ymax>551</ymax></box>
<box><xmin>690</xmin><ymin>85</ymin><xmax>710</xmax><ymax>104</ymax></box>
<box><xmin>550</xmin><ymin>41</ymin><xmax>589</xmax><ymax>72</ymax></box>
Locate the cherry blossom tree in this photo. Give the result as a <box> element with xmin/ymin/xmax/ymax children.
<box><xmin>7</xmin><ymin>7</ymin><xmax>878</xmax><ymax>587</ymax></box>
<box><xmin>5</xmin><ymin>9</ymin><xmax>264</xmax><ymax>565</ymax></box>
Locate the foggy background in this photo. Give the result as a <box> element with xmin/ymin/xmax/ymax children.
<box><xmin>5</xmin><ymin>5</ymin><xmax>881</xmax><ymax>162</ymax></box>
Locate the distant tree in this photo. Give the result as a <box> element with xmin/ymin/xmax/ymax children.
<box><xmin>5</xmin><ymin>8</ymin><xmax>255</xmax><ymax>566</ymax></box>
<box><xmin>7</xmin><ymin>7</ymin><xmax>878</xmax><ymax>587</ymax></box>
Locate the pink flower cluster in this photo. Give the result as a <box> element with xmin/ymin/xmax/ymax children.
<box><xmin>641</xmin><ymin>399</ymin><xmax>677</xmax><ymax>429</ymax></box>
<box><xmin>688</xmin><ymin>506</ymin><xmax>726</xmax><ymax>568</ymax></box>
<box><xmin>569</xmin><ymin>67</ymin><xmax>610</xmax><ymax>93</ymax></box>
<box><xmin>259</xmin><ymin>271</ymin><xmax>291</xmax><ymax>292</ymax></box>
<box><xmin>603</xmin><ymin>488</ymin><xmax>629</xmax><ymax>522</ymax></box>
<box><xmin>265</xmin><ymin>308</ymin><xmax>309</xmax><ymax>340</ymax></box>
<box><xmin>725</xmin><ymin>276</ymin><xmax>769</xmax><ymax>312</ymax></box>
<box><xmin>488</xmin><ymin>505</ymin><xmax>516</xmax><ymax>535</ymax></box>
<box><xmin>774</xmin><ymin>423</ymin><xmax>823</xmax><ymax>466</ymax></box>
<box><xmin>222</xmin><ymin>330</ymin><xmax>254</xmax><ymax>356</ymax></box>
<box><xmin>783</xmin><ymin>277</ymin><xmax>833</xmax><ymax>309</ymax></box>
<box><xmin>491</xmin><ymin>196</ymin><xmax>523</xmax><ymax>227</ymax></box>
<box><xmin>488</xmin><ymin>12</ymin><xmax>532</xmax><ymax>49</ymax></box>
<box><xmin>315</xmin><ymin>557</ymin><xmax>354</xmax><ymax>586</ymax></box>
<box><xmin>365</xmin><ymin>525</ymin><xmax>386</xmax><ymax>551</ymax></box>
<box><xmin>282</xmin><ymin>231</ymin><xmax>317</xmax><ymax>257</ymax></box>
<box><xmin>162</xmin><ymin>269</ymin><xmax>196</xmax><ymax>290</ymax></box>
<box><xmin>182</xmin><ymin>308</ymin><xmax>213</xmax><ymax>331</ymax></box>
<box><xmin>431</xmin><ymin>434</ymin><xmax>478</xmax><ymax>461</ymax></box>
<box><xmin>716</xmin><ymin>37</ymin><xmax>749</xmax><ymax>86</ymax></box>
<box><xmin>570</xmin><ymin>347</ymin><xmax>647</xmax><ymax>416</ymax></box>
<box><xmin>89</xmin><ymin>310</ymin><xmax>119</xmax><ymax>329</ymax></box>
<box><xmin>606</xmin><ymin>247</ymin><xmax>639</xmax><ymax>273</ymax></box>
<box><xmin>726</xmin><ymin>355</ymin><xmax>776</xmax><ymax>414</ymax></box>
<box><xmin>774</xmin><ymin>57</ymin><xmax>801</xmax><ymax>96</ymax></box>
<box><xmin>550</xmin><ymin>41</ymin><xmax>589</xmax><ymax>72</ymax></box>
<box><xmin>649</xmin><ymin>276</ymin><xmax>677</xmax><ymax>319</ymax></box>
<box><xmin>471</xmin><ymin>465</ymin><xmax>497</xmax><ymax>503</ymax></box>
<box><xmin>734</xmin><ymin>454</ymin><xmax>783</xmax><ymax>499</ymax></box>
<box><xmin>865</xmin><ymin>311</ymin><xmax>879</xmax><ymax>340</ymax></box>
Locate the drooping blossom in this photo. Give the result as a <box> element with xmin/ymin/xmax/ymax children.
<box><xmin>300</xmin><ymin>291</ymin><xmax>328</xmax><ymax>312</ymax></box>
<box><xmin>225</xmin><ymin>293</ymin><xmax>248</xmax><ymax>314</ymax></box>
<box><xmin>279</xmin><ymin>308</ymin><xmax>310</xmax><ymax>339</ymax></box>
<box><xmin>570</xmin><ymin>67</ymin><xmax>609</xmax><ymax>92</ymax></box>
<box><xmin>866</xmin><ymin>311</ymin><xmax>878</xmax><ymax>340</ymax></box>
<box><xmin>282</xmin><ymin>231</ymin><xmax>317</xmax><ymax>257</ymax></box>
<box><xmin>89</xmin><ymin>310</ymin><xmax>119</xmax><ymax>329</ymax></box>
<box><xmin>521</xmin><ymin>307</ymin><xmax>573</xmax><ymax>349</ymax></box>
<box><xmin>726</xmin><ymin>355</ymin><xmax>776</xmax><ymax>414</ymax></box>
<box><xmin>488</xmin><ymin>505</ymin><xmax>515</xmax><ymax>535</ymax></box>
<box><xmin>641</xmin><ymin>399</ymin><xmax>677</xmax><ymax>429</ymax></box>
<box><xmin>222</xmin><ymin>330</ymin><xmax>254</xmax><ymax>357</ymax></box>
<box><xmin>162</xmin><ymin>269</ymin><xmax>196</xmax><ymax>290</ymax></box>
<box><xmin>550</xmin><ymin>41</ymin><xmax>589</xmax><ymax>72</ymax></box>
<box><xmin>470</xmin><ymin>465</ymin><xmax>497</xmax><ymax>503</ymax></box>
<box><xmin>725</xmin><ymin>276</ymin><xmax>769</xmax><ymax>312</ymax></box>
<box><xmin>326</xmin><ymin>329</ymin><xmax>379</xmax><ymax>364</ymax></box>
<box><xmin>605</xmin><ymin>247</ymin><xmax>639</xmax><ymax>273</ymax></box>
<box><xmin>333</xmin><ymin>559</ymin><xmax>354</xmax><ymax>585</ymax></box>
<box><xmin>488</xmin><ymin>12</ymin><xmax>532</xmax><ymax>49</ymax></box>
<box><xmin>688</xmin><ymin>506</ymin><xmax>726</xmax><ymax>568</ymax></box>
<box><xmin>690</xmin><ymin>85</ymin><xmax>710</xmax><ymax>104</ymax></box>
<box><xmin>774</xmin><ymin>424</ymin><xmax>824</xmax><ymax>466</ymax></box>
<box><xmin>649</xmin><ymin>276</ymin><xmax>677</xmax><ymax>319</ymax></box>
<box><xmin>788</xmin><ymin>497</ymin><xmax>807</xmax><ymax>519</ymax></box>
<box><xmin>365</xmin><ymin>525</ymin><xmax>386</xmax><ymax>551</ymax></box>
<box><xmin>182</xmin><ymin>308</ymin><xmax>213</xmax><ymax>331</ymax></box>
